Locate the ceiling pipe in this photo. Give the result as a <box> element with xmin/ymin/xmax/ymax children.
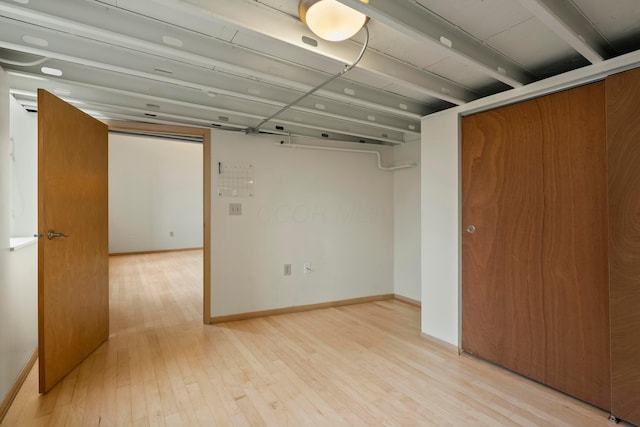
<box><xmin>247</xmin><ymin>25</ymin><xmax>370</xmax><ymax>135</ymax></box>
<box><xmin>275</xmin><ymin>140</ymin><xmax>417</xmax><ymax>171</ymax></box>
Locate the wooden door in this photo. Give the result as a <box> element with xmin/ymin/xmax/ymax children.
<box><xmin>461</xmin><ymin>83</ymin><xmax>611</xmax><ymax>410</ymax></box>
<box><xmin>607</xmin><ymin>68</ymin><xmax>640</xmax><ymax>425</ymax></box>
<box><xmin>38</xmin><ymin>89</ymin><xmax>109</xmax><ymax>393</ymax></box>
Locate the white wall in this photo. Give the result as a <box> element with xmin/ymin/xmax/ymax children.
<box><xmin>109</xmin><ymin>134</ymin><xmax>203</xmax><ymax>254</ymax></box>
<box><xmin>210</xmin><ymin>131</ymin><xmax>394</xmax><ymax>316</ymax></box>
<box><xmin>421</xmin><ymin>110</ymin><xmax>460</xmax><ymax>347</ymax></box>
<box><xmin>9</xmin><ymin>96</ymin><xmax>37</xmax><ymax>238</ymax></box>
<box><xmin>0</xmin><ymin>71</ymin><xmax>38</xmax><ymax>410</ymax></box>
<box><xmin>393</xmin><ymin>141</ymin><xmax>421</xmax><ymax>302</ymax></box>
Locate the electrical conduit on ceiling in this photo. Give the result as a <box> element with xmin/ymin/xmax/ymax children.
<box><xmin>247</xmin><ymin>26</ymin><xmax>370</xmax><ymax>134</ymax></box>
<box><xmin>275</xmin><ymin>141</ymin><xmax>417</xmax><ymax>171</ymax></box>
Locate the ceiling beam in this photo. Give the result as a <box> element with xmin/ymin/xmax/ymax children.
<box><xmin>104</xmin><ymin>0</ymin><xmax>476</xmax><ymax>105</ymax></box>
<box><xmin>0</xmin><ymin>2</ymin><xmax>425</xmax><ymax>119</ymax></box>
<box><xmin>513</xmin><ymin>0</ymin><xmax>612</xmax><ymax>64</ymax></box>
<box><xmin>338</xmin><ymin>0</ymin><xmax>532</xmax><ymax>88</ymax></box>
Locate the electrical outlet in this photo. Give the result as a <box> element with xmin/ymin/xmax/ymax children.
<box><xmin>229</xmin><ymin>203</ymin><xmax>242</xmax><ymax>216</ymax></box>
<box><xmin>284</xmin><ymin>264</ymin><xmax>291</xmax><ymax>276</ymax></box>
<box><xmin>304</xmin><ymin>262</ymin><xmax>311</xmax><ymax>274</ymax></box>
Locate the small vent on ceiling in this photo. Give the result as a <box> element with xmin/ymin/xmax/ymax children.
<box><xmin>321</xmin><ymin>133</ymin><xmax>329</xmax><ymax>138</ymax></box>
<box><xmin>144</xmin><ymin>113</ymin><xmax>157</xmax><ymax>117</ymax></box>
<box><xmin>218</xmin><ymin>116</ymin><xmax>229</xmax><ymax>122</ymax></box>
<box><xmin>275</xmin><ymin>125</ymin><xmax>284</xmax><ymax>131</ymax></box>
<box><xmin>146</xmin><ymin>103</ymin><xmax>160</xmax><ymax>109</ymax></box>
<box><xmin>22</xmin><ymin>35</ymin><xmax>47</xmax><ymax>47</ymax></box>
<box><xmin>302</xmin><ymin>36</ymin><xmax>318</xmax><ymax>47</ymax></box>
<box><xmin>439</xmin><ymin>36</ymin><xmax>452</xmax><ymax>48</ymax></box>
<box><xmin>162</xmin><ymin>35</ymin><xmax>183</xmax><ymax>48</ymax></box>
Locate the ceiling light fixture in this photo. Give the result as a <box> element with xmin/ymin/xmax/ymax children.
<box><xmin>299</xmin><ymin>0</ymin><xmax>369</xmax><ymax>42</ymax></box>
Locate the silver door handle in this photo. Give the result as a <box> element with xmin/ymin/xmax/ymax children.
<box><xmin>47</xmin><ymin>230</ymin><xmax>69</xmax><ymax>240</ymax></box>
<box><xmin>466</xmin><ymin>225</ymin><xmax>476</xmax><ymax>234</ymax></box>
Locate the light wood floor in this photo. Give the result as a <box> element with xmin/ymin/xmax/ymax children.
<box><xmin>2</xmin><ymin>250</ymin><xmax>622</xmax><ymax>426</ymax></box>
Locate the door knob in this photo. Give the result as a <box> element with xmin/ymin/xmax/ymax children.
<box><xmin>47</xmin><ymin>230</ymin><xmax>69</xmax><ymax>240</ymax></box>
<box><xmin>466</xmin><ymin>225</ymin><xmax>476</xmax><ymax>234</ymax></box>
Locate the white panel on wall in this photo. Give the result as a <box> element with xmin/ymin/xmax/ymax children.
<box><xmin>421</xmin><ymin>110</ymin><xmax>460</xmax><ymax>347</ymax></box>
<box><xmin>210</xmin><ymin>131</ymin><xmax>395</xmax><ymax>317</ymax></box>
<box><xmin>393</xmin><ymin>141</ymin><xmax>421</xmax><ymax>302</ymax></box>
<box><xmin>1</xmin><ymin>70</ymin><xmax>38</xmax><ymax>412</ymax></box>
<box><xmin>109</xmin><ymin>134</ymin><xmax>203</xmax><ymax>254</ymax></box>
<box><xmin>9</xmin><ymin>96</ymin><xmax>37</xmax><ymax>238</ymax></box>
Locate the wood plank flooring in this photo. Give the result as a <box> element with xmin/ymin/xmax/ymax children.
<box><xmin>1</xmin><ymin>250</ymin><xmax>621</xmax><ymax>426</ymax></box>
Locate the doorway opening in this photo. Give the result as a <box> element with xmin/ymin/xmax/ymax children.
<box><xmin>106</xmin><ymin>121</ymin><xmax>212</xmax><ymax>324</ymax></box>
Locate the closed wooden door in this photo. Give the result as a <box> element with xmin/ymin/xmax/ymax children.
<box><xmin>461</xmin><ymin>83</ymin><xmax>611</xmax><ymax>410</ymax></box>
<box><xmin>607</xmin><ymin>68</ymin><xmax>640</xmax><ymax>425</ymax></box>
<box><xmin>38</xmin><ymin>89</ymin><xmax>109</xmax><ymax>393</ymax></box>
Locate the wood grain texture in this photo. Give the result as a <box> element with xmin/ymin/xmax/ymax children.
<box><xmin>607</xmin><ymin>68</ymin><xmax>640</xmax><ymax>426</ymax></box>
<box><xmin>2</xmin><ymin>250</ymin><xmax>621</xmax><ymax>426</ymax></box>
<box><xmin>38</xmin><ymin>90</ymin><xmax>109</xmax><ymax>393</ymax></box>
<box><xmin>105</xmin><ymin>120</ymin><xmax>212</xmax><ymax>324</ymax></box>
<box><xmin>461</xmin><ymin>82</ymin><xmax>611</xmax><ymax>410</ymax></box>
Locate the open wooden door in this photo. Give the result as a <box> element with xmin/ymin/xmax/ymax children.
<box><xmin>37</xmin><ymin>89</ymin><xmax>109</xmax><ymax>393</ymax></box>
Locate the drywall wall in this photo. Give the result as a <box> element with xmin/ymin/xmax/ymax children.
<box><xmin>9</xmin><ymin>96</ymin><xmax>37</xmax><ymax>238</ymax></box>
<box><xmin>210</xmin><ymin>131</ymin><xmax>394</xmax><ymax>316</ymax></box>
<box><xmin>1</xmin><ymin>74</ymin><xmax>38</xmax><ymax>413</ymax></box>
<box><xmin>108</xmin><ymin>134</ymin><xmax>203</xmax><ymax>254</ymax></box>
<box><xmin>421</xmin><ymin>110</ymin><xmax>460</xmax><ymax>347</ymax></box>
<box><xmin>393</xmin><ymin>141</ymin><xmax>421</xmax><ymax>302</ymax></box>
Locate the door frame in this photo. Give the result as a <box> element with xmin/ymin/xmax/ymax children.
<box><xmin>105</xmin><ymin>121</ymin><xmax>212</xmax><ymax>324</ymax></box>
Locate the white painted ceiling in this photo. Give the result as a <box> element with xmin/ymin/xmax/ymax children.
<box><xmin>1</xmin><ymin>0</ymin><xmax>639</xmax><ymax>145</ymax></box>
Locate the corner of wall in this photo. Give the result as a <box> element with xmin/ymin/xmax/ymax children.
<box><xmin>420</xmin><ymin>111</ymin><xmax>460</xmax><ymax>347</ymax></box>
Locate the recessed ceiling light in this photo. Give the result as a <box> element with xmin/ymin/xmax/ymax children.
<box><xmin>218</xmin><ymin>116</ymin><xmax>229</xmax><ymax>122</ymax></box>
<box><xmin>315</xmin><ymin>103</ymin><xmax>325</xmax><ymax>110</ymax></box>
<box><xmin>53</xmin><ymin>88</ymin><xmax>71</xmax><ymax>96</ymax></box>
<box><xmin>344</xmin><ymin>88</ymin><xmax>355</xmax><ymax>96</ymax></box>
<box><xmin>367</xmin><ymin>115</ymin><xmax>376</xmax><ymax>121</ymax></box>
<box><xmin>22</xmin><ymin>35</ymin><xmax>48</xmax><ymax>47</ymax></box>
<box><xmin>146</xmin><ymin>103</ymin><xmax>160</xmax><ymax>109</ymax></box>
<box><xmin>408</xmin><ymin>125</ymin><xmax>416</xmax><ymax>130</ymax></box>
<box><xmin>399</xmin><ymin>103</ymin><xmax>408</xmax><ymax>110</ymax></box>
<box><xmin>41</xmin><ymin>67</ymin><xmax>62</xmax><ymax>76</ymax></box>
<box><xmin>162</xmin><ymin>36</ymin><xmax>183</xmax><ymax>48</ymax></box>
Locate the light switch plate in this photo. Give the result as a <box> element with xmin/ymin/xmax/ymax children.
<box><xmin>229</xmin><ymin>203</ymin><xmax>242</xmax><ymax>216</ymax></box>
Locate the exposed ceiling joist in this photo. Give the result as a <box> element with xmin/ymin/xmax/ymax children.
<box><xmin>108</xmin><ymin>0</ymin><xmax>475</xmax><ymax>105</ymax></box>
<box><xmin>337</xmin><ymin>0</ymin><xmax>532</xmax><ymax>88</ymax></box>
<box><xmin>514</xmin><ymin>0</ymin><xmax>612</xmax><ymax>64</ymax></box>
<box><xmin>0</xmin><ymin>2</ymin><xmax>423</xmax><ymax>120</ymax></box>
